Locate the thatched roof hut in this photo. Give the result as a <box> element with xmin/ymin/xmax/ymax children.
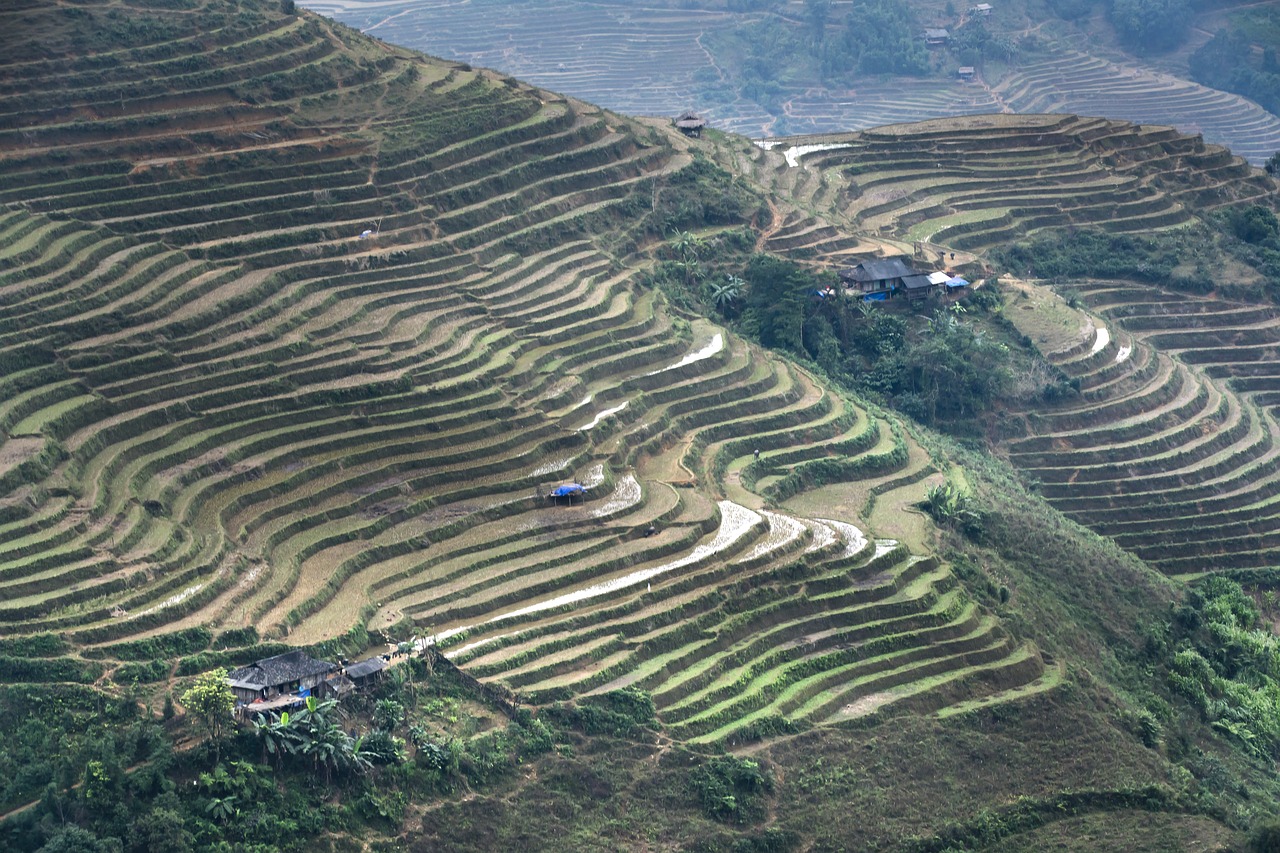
<box><xmin>674</xmin><ymin>111</ymin><xmax>707</xmax><ymax>137</ymax></box>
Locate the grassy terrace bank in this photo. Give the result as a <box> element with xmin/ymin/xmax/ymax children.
<box><xmin>1</xmin><ymin>0</ymin><xmax>1279</xmax><ymax>850</ymax></box>
<box><xmin>0</xmin><ymin>0</ymin><xmax>1040</xmax><ymax>725</ymax></box>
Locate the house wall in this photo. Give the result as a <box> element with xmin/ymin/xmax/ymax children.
<box><xmin>300</xmin><ymin>672</ymin><xmax>330</xmax><ymax>691</ymax></box>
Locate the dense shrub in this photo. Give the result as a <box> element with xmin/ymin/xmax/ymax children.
<box><xmin>0</xmin><ymin>635</ymin><xmax>69</xmax><ymax>657</ymax></box>
<box><xmin>1163</xmin><ymin>576</ymin><xmax>1280</xmax><ymax>759</ymax></box>
<box><xmin>1109</xmin><ymin>0</ymin><xmax>1191</xmax><ymax>52</ymax></box>
<box><xmin>92</xmin><ymin>627</ymin><xmax>212</xmax><ymax>661</ymax></box>
<box><xmin>542</xmin><ymin>688</ymin><xmax>656</xmax><ymax>737</ymax></box>
<box><xmin>688</xmin><ymin>755</ymin><xmax>774</xmax><ymax>824</ymax></box>
<box><xmin>993</xmin><ymin>229</ymin><xmax>1181</xmax><ymax>282</ymax></box>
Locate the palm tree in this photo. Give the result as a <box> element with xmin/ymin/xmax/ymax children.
<box><xmin>344</xmin><ymin>734</ymin><xmax>376</xmax><ymax>775</ymax></box>
<box><xmin>669</xmin><ymin>229</ymin><xmax>706</xmax><ymax>288</ymax></box>
<box><xmin>669</xmin><ymin>229</ymin><xmax>705</xmax><ymax>262</ymax></box>
<box><xmin>675</xmin><ymin>255</ymin><xmax>702</xmax><ymax>288</ymax></box>
<box><xmin>711</xmin><ymin>275</ymin><xmax>743</xmax><ymax>314</ymax></box>
<box><xmin>302</xmin><ymin>723</ymin><xmax>343</xmax><ymax>785</ymax></box>
<box><xmin>253</xmin><ymin>711</ymin><xmax>300</xmax><ymax>768</ymax></box>
<box><xmin>206</xmin><ymin>795</ymin><xmax>238</xmax><ymax>823</ymax></box>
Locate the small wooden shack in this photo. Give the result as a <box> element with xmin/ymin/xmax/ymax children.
<box><xmin>923</xmin><ymin>28</ymin><xmax>951</xmax><ymax>46</ymax></box>
<box><xmin>901</xmin><ymin>273</ymin><xmax>939</xmax><ymax>301</ymax></box>
<box><xmin>345</xmin><ymin>656</ymin><xmax>387</xmax><ymax>689</ymax></box>
<box><xmin>674</xmin><ymin>111</ymin><xmax>707</xmax><ymax>138</ymax></box>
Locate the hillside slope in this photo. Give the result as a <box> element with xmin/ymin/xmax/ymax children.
<box><xmin>0</xmin><ymin>0</ymin><xmax>1044</xmax><ymax>737</ymax></box>
<box><xmin>309</xmin><ymin>0</ymin><xmax>1280</xmax><ymax>164</ymax></box>
<box><xmin>1</xmin><ymin>1</ymin><xmax>1277</xmax><ymax>850</ymax></box>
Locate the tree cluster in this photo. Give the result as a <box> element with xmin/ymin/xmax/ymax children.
<box><xmin>708</xmin><ymin>0</ymin><xmax>929</xmax><ymax>124</ymax></box>
<box><xmin>1190</xmin><ymin>29</ymin><xmax>1280</xmax><ymax>117</ymax></box>
<box><xmin>1108</xmin><ymin>0</ymin><xmax>1191</xmax><ymax>53</ymax></box>
<box><xmin>651</xmin><ymin>233</ymin><xmax>1031</xmax><ymax>433</ymax></box>
<box><xmin>1163</xmin><ymin>577</ymin><xmax>1280</xmax><ymax>760</ymax></box>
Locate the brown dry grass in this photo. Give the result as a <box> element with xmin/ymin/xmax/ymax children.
<box><xmin>1001</xmin><ymin>275</ymin><xmax>1093</xmax><ymax>355</ymax></box>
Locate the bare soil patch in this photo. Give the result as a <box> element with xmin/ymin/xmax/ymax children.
<box><xmin>0</xmin><ymin>437</ymin><xmax>45</xmax><ymax>480</ymax></box>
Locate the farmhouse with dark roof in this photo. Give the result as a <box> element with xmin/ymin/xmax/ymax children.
<box><xmin>227</xmin><ymin>649</ymin><xmax>338</xmax><ymax>703</ymax></box>
<box><xmin>838</xmin><ymin>258</ymin><xmax>945</xmax><ymax>301</ymax></box>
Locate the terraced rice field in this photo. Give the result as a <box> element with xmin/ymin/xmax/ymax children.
<box><xmin>1001</xmin><ymin>283</ymin><xmax>1280</xmax><ymax>577</ymax></box>
<box><xmin>307</xmin><ymin>0</ymin><xmax>765</xmax><ymax>129</ymax></box>
<box><xmin>758</xmin><ymin>114</ymin><xmax>1272</xmax><ymax>257</ymax></box>
<box><xmin>711</xmin><ymin>114</ymin><xmax>1280</xmax><ymax>583</ymax></box>
<box><xmin>0</xmin><ymin>0</ymin><xmax>1045</xmax><ymax>737</ymax></box>
<box><xmin>310</xmin><ymin>2</ymin><xmax>1280</xmax><ymax>163</ymax></box>
<box><xmin>996</xmin><ymin>52</ymin><xmax>1280</xmax><ymax>168</ymax></box>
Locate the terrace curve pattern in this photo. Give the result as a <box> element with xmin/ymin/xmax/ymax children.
<box><xmin>0</xmin><ymin>0</ymin><xmax>1045</xmax><ymax>739</ymax></box>
<box><xmin>732</xmin><ymin>117</ymin><xmax>1277</xmax><ymax>580</ymax></box>
<box><xmin>759</xmin><ymin>114</ymin><xmax>1271</xmax><ymax>260</ymax></box>
<box><xmin>1002</xmin><ymin>285</ymin><xmax>1280</xmax><ymax>578</ymax></box>
<box><xmin>311</xmin><ymin>1</ymin><xmax>1280</xmax><ymax>164</ymax></box>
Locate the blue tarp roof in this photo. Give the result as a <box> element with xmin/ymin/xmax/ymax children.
<box><xmin>946</xmin><ymin>277</ymin><xmax>970</xmax><ymax>287</ymax></box>
<box><xmin>551</xmin><ymin>484</ymin><xmax>584</xmax><ymax>497</ymax></box>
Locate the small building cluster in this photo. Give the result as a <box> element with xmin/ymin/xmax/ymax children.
<box><xmin>228</xmin><ymin>648</ymin><xmax>389</xmax><ymax>717</ymax></box>
<box><xmin>838</xmin><ymin>258</ymin><xmax>968</xmax><ymax>302</ymax></box>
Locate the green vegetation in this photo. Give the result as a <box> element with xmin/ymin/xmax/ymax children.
<box><xmin>181</xmin><ymin>669</ymin><xmax>235</xmax><ymax>764</ymax></box>
<box><xmin>3</xmin><ymin>0</ymin><xmax>1280</xmax><ymax>849</ymax></box>
<box><xmin>678</xmin><ymin>252</ymin><xmax>1027</xmax><ymax>434</ymax></box>
<box><xmin>709</xmin><ymin>0</ymin><xmax>931</xmax><ymax>112</ymax></box>
<box><xmin>0</xmin><ymin>659</ymin><xmax>795</xmax><ymax>852</ymax></box>
<box><xmin>1163</xmin><ymin>577</ymin><xmax>1280</xmax><ymax>759</ymax></box>
<box><xmin>1190</xmin><ymin>25</ymin><xmax>1280</xmax><ymax>116</ymax></box>
<box><xmin>921</xmin><ymin>479</ymin><xmax>983</xmax><ymax>539</ymax></box>
<box><xmin>1109</xmin><ymin>0</ymin><xmax>1191</xmax><ymax>53</ymax></box>
<box><xmin>994</xmin><ymin>229</ymin><xmax>1187</xmax><ymax>284</ymax></box>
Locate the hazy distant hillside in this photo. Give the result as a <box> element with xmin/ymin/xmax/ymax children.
<box><xmin>309</xmin><ymin>0</ymin><xmax>1280</xmax><ymax>163</ymax></box>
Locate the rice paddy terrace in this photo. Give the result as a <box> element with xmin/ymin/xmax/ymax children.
<box><xmin>753</xmin><ymin>113</ymin><xmax>1272</xmax><ymax>260</ymax></box>
<box><xmin>1000</xmin><ymin>279</ymin><xmax>1280</xmax><ymax>579</ymax></box>
<box><xmin>310</xmin><ymin>0</ymin><xmax>1280</xmax><ymax>164</ymax></box>
<box><xmin>750</xmin><ymin>118</ymin><xmax>1280</xmax><ymax>579</ymax></box>
<box><xmin>0</xmin><ymin>0</ymin><xmax>1055</xmax><ymax>739</ymax></box>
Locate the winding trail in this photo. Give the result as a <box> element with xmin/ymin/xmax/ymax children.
<box><xmin>693</xmin><ymin>29</ymin><xmax>728</xmax><ymax>84</ymax></box>
<box><xmin>755</xmin><ymin>199</ymin><xmax>783</xmax><ymax>252</ymax></box>
<box><xmin>364</xmin><ymin>7</ymin><xmax>414</xmax><ymax>33</ymax></box>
